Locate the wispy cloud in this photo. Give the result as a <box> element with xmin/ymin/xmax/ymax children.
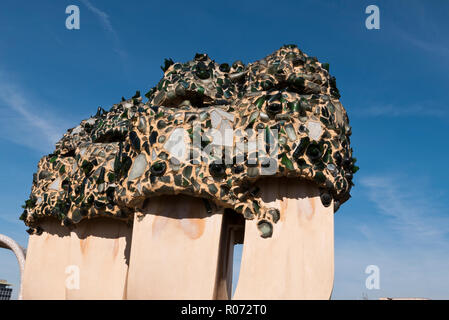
<box><xmin>333</xmin><ymin>173</ymin><xmax>449</xmax><ymax>299</ymax></box>
<box><xmin>334</xmin><ymin>238</ymin><xmax>449</xmax><ymax>299</ymax></box>
<box><xmin>361</xmin><ymin>175</ymin><xmax>449</xmax><ymax>244</ymax></box>
<box><xmin>395</xmin><ymin>28</ymin><xmax>449</xmax><ymax>59</ymax></box>
<box><xmin>0</xmin><ymin>72</ymin><xmax>68</xmax><ymax>153</ymax></box>
<box><xmin>389</xmin><ymin>1</ymin><xmax>449</xmax><ymax>61</ymax></box>
<box><xmin>234</xmin><ymin>174</ymin><xmax>449</xmax><ymax>299</ymax></box>
<box><xmin>354</xmin><ymin>102</ymin><xmax>449</xmax><ymax>118</ymax></box>
<box><xmin>80</xmin><ymin>0</ymin><xmax>115</xmax><ymax>34</ymax></box>
<box><xmin>80</xmin><ymin>0</ymin><xmax>127</xmax><ymax>61</ymax></box>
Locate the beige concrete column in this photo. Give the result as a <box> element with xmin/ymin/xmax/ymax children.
<box><xmin>126</xmin><ymin>195</ymin><xmax>226</xmax><ymax>299</ymax></box>
<box><xmin>65</xmin><ymin>218</ymin><xmax>132</xmax><ymax>299</ymax></box>
<box><xmin>233</xmin><ymin>178</ymin><xmax>334</xmax><ymax>300</ymax></box>
<box><xmin>22</xmin><ymin>219</ymin><xmax>70</xmax><ymax>299</ymax></box>
<box><xmin>22</xmin><ymin>218</ymin><xmax>131</xmax><ymax>300</ymax></box>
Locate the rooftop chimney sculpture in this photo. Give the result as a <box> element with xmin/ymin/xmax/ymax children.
<box><xmin>20</xmin><ymin>45</ymin><xmax>357</xmax><ymax>299</ymax></box>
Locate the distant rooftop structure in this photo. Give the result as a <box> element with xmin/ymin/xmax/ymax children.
<box><xmin>380</xmin><ymin>297</ymin><xmax>431</xmax><ymax>300</ymax></box>
<box><xmin>0</xmin><ymin>280</ymin><xmax>13</xmax><ymax>300</ymax></box>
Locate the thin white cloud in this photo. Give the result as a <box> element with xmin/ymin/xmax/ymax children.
<box><xmin>391</xmin><ymin>18</ymin><xmax>449</xmax><ymax>60</ymax></box>
<box><xmin>0</xmin><ymin>86</ymin><xmax>59</xmax><ymax>144</ymax></box>
<box><xmin>0</xmin><ymin>72</ymin><xmax>68</xmax><ymax>153</ymax></box>
<box><xmin>334</xmin><ymin>239</ymin><xmax>449</xmax><ymax>299</ymax></box>
<box><xmin>355</xmin><ymin>102</ymin><xmax>449</xmax><ymax>118</ymax></box>
<box><xmin>333</xmin><ymin>173</ymin><xmax>449</xmax><ymax>299</ymax></box>
<box><xmin>80</xmin><ymin>0</ymin><xmax>115</xmax><ymax>35</ymax></box>
<box><xmin>80</xmin><ymin>0</ymin><xmax>127</xmax><ymax>61</ymax></box>
<box><xmin>361</xmin><ymin>175</ymin><xmax>449</xmax><ymax>244</ymax></box>
<box><xmin>388</xmin><ymin>1</ymin><xmax>449</xmax><ymax>62</ymax></box>
<box><xmin>231</xmin><ymin>174</ymin><xmax>449</xmax><ymax>299</ymax></box>
<box><xmin>398</xmin><ymin>30</ymin><xmax>449</xmax><ymax>58</ymax></box>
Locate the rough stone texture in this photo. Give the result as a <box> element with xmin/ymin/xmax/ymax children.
<box><xmin>21</xmin><ymin>45</ymin><xmax>358</xmax><ymax>237</ymax></box>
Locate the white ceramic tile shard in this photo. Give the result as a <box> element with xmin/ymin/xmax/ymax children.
<box><xmin>285</xmin><ymin>124</ymin><xmax>297</xmax><ymax>141</ymax></box>
<box><xmin>128</xmin><ymin>154</ymin><xmax>148</xmax><ymax>181</ymax></box>
<box><xmin>210</xmin><ymin>110</ymin><xmax>222</xmax><ymax>129</ymax></box>
<box><xmin>214</xmin><ymin>108</ymin><xmax>235</xmax><ymax>122</ymax></box>
<box><xmin>72</xmin><ymin>161</ymin><xmax>78</xmax><ymax>174</ymax></box>
<box><xmin>85</xmin><ymin>118</ymin><xmax>96</xmax><ymax>125</ymax></box>
<box><xmin>48</xmin><ymin>178</ymin><xmax>60</xmax><ymax>191</ymax></box>
<box><xmin>72</xmin><ymin>125</ymin><xmax>83</xmax><ymax>135</ymax></box>
<box><xmin>307</xmin><ymin>121</ymin><xmax>323</xmax><ymax>141</ymax></box>
<box><xmin>219</xmin><ymin>120</ymin><xmax>234</xmax><ymax>147</ymax></box>
<box><xmin>164</xmin><ymin>128</ymin><xmax>188</xmax><ymax>162</ymax></box>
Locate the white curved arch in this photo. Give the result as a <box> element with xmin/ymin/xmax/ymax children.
<box><xmin>0</xmin><ymin>234</ymin><xmax>26</xmax><ymax>300</ymax></box>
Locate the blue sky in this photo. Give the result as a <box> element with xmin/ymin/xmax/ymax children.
<box><xmin>1</xmin><ymin>0</ymin><xmax>449</xmax><ymax>300</ymax></box>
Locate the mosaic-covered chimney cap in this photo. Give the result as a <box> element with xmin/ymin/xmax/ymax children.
<box><xmin>21</xmin><ymin>45</ymin><xmax>358</xmax><ymax>238</ymax></box>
